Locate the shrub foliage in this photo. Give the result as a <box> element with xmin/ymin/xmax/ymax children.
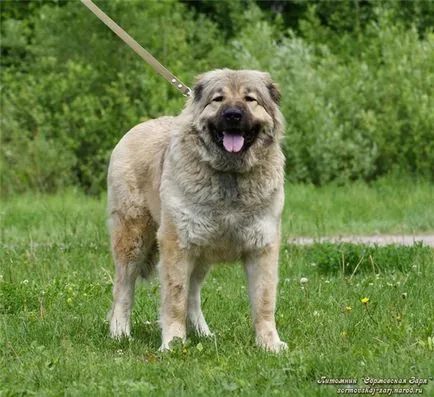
<box><xmin>1</xmin><ymin>0</ymin><xmax>433</xmax><ymax>194</ymax></box>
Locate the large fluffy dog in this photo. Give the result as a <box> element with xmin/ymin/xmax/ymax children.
<box><xmin>108</xmin><ymin>69</ymin><xmax>287</xmax><ymax>352</ymax></box>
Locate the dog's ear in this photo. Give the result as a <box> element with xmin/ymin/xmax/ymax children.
<box><xmin>267</xmin><ymin>81</ymin><xmax>281</xmax><ymax>105</ymax></box>
<box><xmin>193</xmin><ymin>82</ymin><xmax>204</xmax><ymax>102</ymax></box>
<box><xmin>192</xmin><ymin>73</ymin><xmax>206</xmax><ymax>102</ymax></box>
<box><xmin>262</xmin><ymin>73</ymin><xmax>281</xmax><ymax>105</ymax></box>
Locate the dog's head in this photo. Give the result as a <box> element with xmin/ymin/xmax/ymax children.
<box><xmin>184</xmin><ymin>69</ymin><xmax>284</xmax><ymax>172</ymax></box>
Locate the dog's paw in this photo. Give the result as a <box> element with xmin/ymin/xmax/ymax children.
<box><xmin>192</xmin><ymin>321</ymin><xmax>214</xmax><ymax>338</ymax></box>
<box><xmin>110</xmin><ymin>319</ymin><xmax>131</xmax><ymax>340</ymax></box>
<box><xmin>256</xmin><ymin>337</ymin><xmax>288</xmax><ymax>353</ymax></box>
<box><xmin>158</xmin><ymin>343</ymin><xmax>171</xmax><ymax>352</ymax></box>
<box><xmin>189</xmin><ymin>311</ymin><xmax>214</xmax><ymax>338</ymax></box>
<box><xmin>198</xmin><ymin>329</ymin><xmax>215</xmax><ymax>338</ymax></box>
<box><xmin>158</xmin><ymin>336</ymin><xmax>185</xmax><ymax>352</ymax></box>
<box><xmin>269</xmin><ymin>340</ymin><xmax>288</xmax><ymax>353</ymax></box>
<box><xmin>110</xmin><ymin>329</ymin><xmax>131</xmax><ymax>340</ymax></box>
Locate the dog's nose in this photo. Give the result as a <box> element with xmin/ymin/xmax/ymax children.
<box><xmin>223</xmin><ymin>108</ymin><xmax>243</xmax><ymax>123</ymax></box>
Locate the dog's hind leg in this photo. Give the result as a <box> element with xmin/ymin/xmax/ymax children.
<box><xmin>109</xmin><ymin>211</ymin><xmax>157</xmax><ymax>339</ymax></box>
<box><xmin>188</xmin><ymin>263</ymin><xmax>213</xmax><ymax>337</ymax></box>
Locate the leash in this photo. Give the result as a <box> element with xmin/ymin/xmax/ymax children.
<box><xmin>80</xmin><ymin>0</ymin><xmax>191</xmax><ymax>97</ymax></box>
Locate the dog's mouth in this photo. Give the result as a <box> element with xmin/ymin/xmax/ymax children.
<box><xmin>209</xmin><ymin>124</ymin><xmax>260</xmax><ymax>153</ymax></box>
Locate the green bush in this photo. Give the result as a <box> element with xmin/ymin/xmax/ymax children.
<box><xmin>234</xmin><ymin>7</ymin><xmax>434</xmax><ymax>183</ymax></box>
<box><xmin>1</xmin><ymin>0</ymin><xmax>234</xmax><ymax>195</ymax></box>
<box><xmin>1</xmin><ymin>1</ymin><xmax>433</xmax><ymax>195</ymax></box>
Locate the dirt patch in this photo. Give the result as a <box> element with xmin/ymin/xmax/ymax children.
<box><xmin>288</xmin><ymin>235</ymin><xmax>434</xmax><ymax>247</ymax></box>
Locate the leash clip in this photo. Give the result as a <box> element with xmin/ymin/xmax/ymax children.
<box><xmin>171</xmin><ymin>78</ymin><xmax>192</xmax><ymax>97</ymax></box>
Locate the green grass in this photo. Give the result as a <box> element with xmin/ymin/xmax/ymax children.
<box><xmin>283</xmin><ymin>176</ymin><xmax>434</xmax><ymax>237</ymax></box>
<box><xmin>1</xmin><ymin>180</ymin><xmax>434</xmax><ymax>396</ymax></box>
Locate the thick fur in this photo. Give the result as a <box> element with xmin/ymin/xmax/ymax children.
<box><xmin>108</xmin><ymin>69</ymin><xmax>287</xmax><ymax>352</ymax></box>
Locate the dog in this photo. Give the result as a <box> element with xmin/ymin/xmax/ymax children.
<box><xmin>107</xmin><ymin>69</ymin><xmax>287</xmax><ymax>352</ymax></box>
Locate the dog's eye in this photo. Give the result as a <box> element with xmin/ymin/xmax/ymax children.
<box><xmin>245</xmin><ymin>96</ymin><xmax>257</xmax><ymax>102</ymax></box>
<box><xmin>212</xmin><ymin>96</ymin><xmax>224</xmax><ymax>102</ymax></box>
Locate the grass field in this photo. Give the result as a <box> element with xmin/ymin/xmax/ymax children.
<box><xmin>1</xmin><ymin>179</ymin><xmax>433</xmax><ymax>396</ymax></box>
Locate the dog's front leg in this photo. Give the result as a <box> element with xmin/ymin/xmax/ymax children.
<box><xmin>158</xmin><ymin>219</ymin><xmax>193</xmax><ymax>351</ymax></box>
<box><xmin>244</xmin><ymin>241</ymin><xmax>288</xmax><ymax>353</ymax></box>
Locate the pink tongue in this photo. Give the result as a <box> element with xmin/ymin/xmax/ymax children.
<box><xmin>223</xmin><ymin>132</ymin><xmax>245</xmax><ymax>153</ymax></box>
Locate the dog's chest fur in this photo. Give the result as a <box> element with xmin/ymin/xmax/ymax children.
<box><xmin>161</xmin><ymin>159</ymin><xmax>283</xmax><ymax>260</ymax></box>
